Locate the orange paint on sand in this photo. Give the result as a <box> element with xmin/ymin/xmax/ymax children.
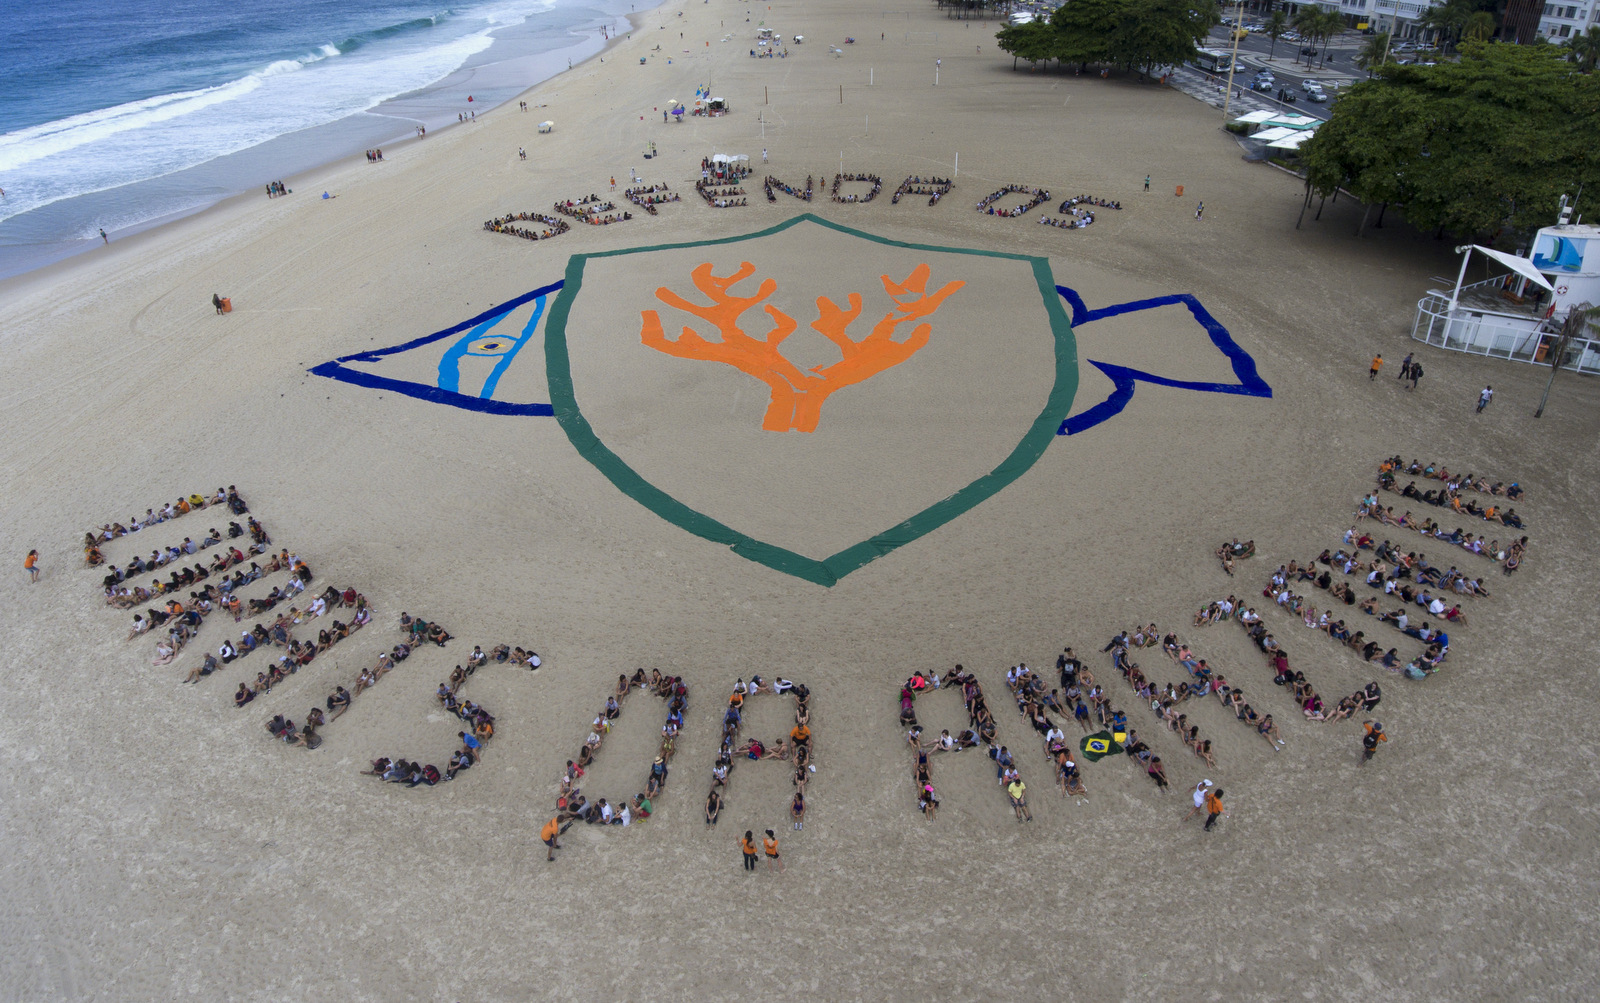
<box><xmin>640</xmin><ymin>261</ymin><xmax>963</xmax><ymax>431</ymax></box>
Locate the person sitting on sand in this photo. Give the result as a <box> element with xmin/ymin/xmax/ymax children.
<box><xmin>184</xmin><ymin>652</ymin><xmax>219</xmax><ymax>683</ymax></box>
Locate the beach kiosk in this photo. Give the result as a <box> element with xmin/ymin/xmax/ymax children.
<box><xmin>1412</xmin><ymin>210</ymin><xmax>1600</xmax><ymax>374</ymax></box>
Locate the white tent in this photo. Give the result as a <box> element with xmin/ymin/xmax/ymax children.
<box><xmin>1233</xmin><ymin>110</ymin><xmax>1276</xmax><ymax>125</ymax></box>
<box><xmin>1267</xmin><ymin>131</ymin><xmax>1314</xmax><ymax>150</ymax></box>
<box><xmin>538</xmin><ymin>120</ymin><xmax>554</xmax><ymax>133</ymax></box>
<box><xmin>1454</xmin><ymin>245</ymin><xmax>1556</xmax><ymax>297</ymax></box>
<box><xmin>1269</xmin><ymin>114</ymin><xmax>1323</xmax><ymax>130</ymax></box>
<box><xmin>1250</xmin><ymin>127</ymin><xmax>1299</xmax><ymax>143</ymax></box>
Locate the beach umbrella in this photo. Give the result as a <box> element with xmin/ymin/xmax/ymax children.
<box><xmin>672</xmin><ymin>107</ymin><xmax>684</xmax><ymax>117</ymax></box>
<box><xmin>539</xmin><ymin>120</ymin><xmax>554</xmax><ymax>132</ymax></box>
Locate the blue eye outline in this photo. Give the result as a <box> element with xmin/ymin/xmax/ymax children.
<box><xmin>1053</xmin><ymin>285</ymin><xmax>1271</xmax><ymax>436</ymax></box>
<box><xmin>309</xmin><ymin>280</ymin><xmax>562</xmax><ymax>416</ymax></box>
<box><xmin>437</xmin><ymin>293</ymin><xmax>547</xmax><ymax>399</ymax></box>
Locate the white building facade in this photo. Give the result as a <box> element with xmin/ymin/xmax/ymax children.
<box><xmin>1537</xmin><ymin>1</ymin><xmax>1599</xmax><ymax>40</ymax></box>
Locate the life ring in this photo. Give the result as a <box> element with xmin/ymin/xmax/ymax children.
<box><xmin>1556</xmin><ymin>284</ymin><xmax>1569</xmax><ymax>296</ymax></box>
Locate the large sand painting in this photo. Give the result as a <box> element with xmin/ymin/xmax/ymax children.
<box><xmin>314</xmin><ymin>216</ymin><xmax>1270</xmax><ymax>584</ymax></box>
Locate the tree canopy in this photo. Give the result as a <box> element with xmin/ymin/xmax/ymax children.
<box><xmin>994</xmin><ymin>0</ymin><xmax>1217</xmax><ymax>75</ymax></box>
<box><xmin>1301</xmin><ymin>42</ymin><xmax>1600</xmax><ymax>238</ymax></box>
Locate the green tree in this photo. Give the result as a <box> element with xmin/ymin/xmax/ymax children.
<box><xmin>1463</xmin><ymin>11</ymin><xmax>1496</xmax><ymax>43</ymax></box>
<box><xmin>995</xmin><ymin>20</ymin><xmax>1060</xmax><ymax>69</ymax></box>
<box><xmin>1567</xmin><ymin>25</ymin><xmax>1600</xmax><ymax>72</ymax></box>
<box><xmin>1356</xmin><ymin>31</ymin><xmax>1392</xmax><ymax>78</ymax></box>
<box><xmin>1265</xmin><ymin>10</ymin><xmax>1287</xmax><ymax>61</ymax></box>
<box><xmin>1301</xmin><ymin>42</ymin><xmax>1600</xmax><ymax>238</ymax></box>
<box><xmin>1316</xmin><ymin>9</ymin><xmax>1345</xmax><ymax>68</ymax></box>
<box><xmin>1106</xmin><ymin>0</ymin><xmax>1217</xmax><ymax>78</ymax></box>
<box><xmin>1534</xmin><ymin>303</ymin><xmax>1600</xmax><ymax>417</ymax></box>
<box><xmin>1291</xmin><ymin>7</ymin><xmax>1320</xmax><ymax>64</ymax></box>
<box><xmin>1049</xmin><ymin>0</ymin><xmax>1120</xmax><ymax>70</ymax></box>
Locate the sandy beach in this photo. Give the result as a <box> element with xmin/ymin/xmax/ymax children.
<box><xmin>3</xmin><ymin>0</ymin><xmax>1600</xmax><ymax>999</ymax></box>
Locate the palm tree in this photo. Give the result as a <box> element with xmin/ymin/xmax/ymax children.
<box><xmin>1567</xmin><ymin>25</ymin><xmax>1600</xmax><ymax>72</ymax></box>
<box><xmin>1356</xmin><ymin>31</ymin><xmax>1391</xmax><ymax>77</ymax></box>
<box><xmin>1535</xmin><ymin>303</ymin><xmax>1600</xmax><ymax>417</ymax></box>
<box><xmin>1463</xmin><ymin>11</ymin><xmax>1495</xmax><ymax>43</ymax></box>
<box><xmin>1291</xmin><ymin>7</ymin><xmax>1320</xmax><ymax>64</ymax></box>
<box><xmin>1265</xmin><ymin>10</ymin><xmax>1287</xmax><ymax>61</ymax></box>
<box><xmin>1317</xmin><ymin>9</ymin><xmax>1344</xmax><ymax>68</ymax></box>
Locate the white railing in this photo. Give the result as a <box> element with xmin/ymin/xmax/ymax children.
<box><xmin>1413</xmin><ymin>293</ymin><xmax>1600</xmax><ymax>374</ymax></box>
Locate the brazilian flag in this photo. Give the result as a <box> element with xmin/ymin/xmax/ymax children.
<box><xmin>1080</xmin><ymin>730</ymin><xmax>1123</xmax><ymax>762</ymax></box>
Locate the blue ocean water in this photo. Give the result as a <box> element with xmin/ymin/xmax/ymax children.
<box><xmin>0</xmin><ymin>0</ymin><xmax>639</xmax><ymax>276</ymax></box>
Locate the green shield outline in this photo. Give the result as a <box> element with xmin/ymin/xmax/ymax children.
<box><xmin>543</xmin><ymin>213</ymin><xmax>1078</xmax><ymax>587</ymax></box>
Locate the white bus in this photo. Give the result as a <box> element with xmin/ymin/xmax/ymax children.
<box><xmin>1192</xmin><ymin>47</ymin><xmax>1244</xmax><ymax>74</ymax></box>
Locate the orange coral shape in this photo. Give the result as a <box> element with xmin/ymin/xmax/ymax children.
<box><xmin>640</xmin><ymin>261</ymin><xmax>963</xmax><ymax>432</ymax></box>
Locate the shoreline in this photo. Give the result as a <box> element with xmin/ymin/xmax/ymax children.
<box><xmin>0</xmin><ymin>0</ymin><xmax>661</xmax><ymax>284</ymax></box>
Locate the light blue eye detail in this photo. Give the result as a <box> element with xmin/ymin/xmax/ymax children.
<box><xmin>437</xmin><ymin>294</ymin><xmax>547</xmax><ymax>398</ymax></box>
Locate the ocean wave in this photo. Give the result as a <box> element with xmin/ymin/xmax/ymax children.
<box><xmin>0</xmin><ymin>0</ymin><xmax>599</xmax><ymax>235</ymax></box>
<box><xmin>0</xmin><ymin>25</ymin><xmax>500</xmax><ymax>225</ymax></box>
<box><xmin>0</xmin><ymin>40</ymin><xmax>349</xmax><ymax>173</ymax></box>
<box><xmin>334</xmin><ymin>13</ymin><xmax>453</xmax><ymax>56</ymax></box>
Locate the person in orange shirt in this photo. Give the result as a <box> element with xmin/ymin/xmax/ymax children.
<box><xmin>1203</xmin><ymin>788</ymin><xmax>1225</xmax><ymax>831</ymax></box>
<box><xmin>1369</xmin><ymin>354</ymin><xmax>1383</xmax><ymax>380</ymax></box>
<box><xmin>762</xmin><ymin>829</ymin><xmax>784</xmax><ymax>872</ymax></box>
<box><xmin>790</xmin><ymin>723</ymin><xmax>810</xmax><ymax>747</ymax></box>
<box><xmin>1361</xmin><ymin>721</ymin><xmax>1388</xmax><ymax>765</ymax></box>
<box><xmin>541</xmin><ymin>816</ymin><xmax>562</xmax><ymax>861</ymax></box>
<box><xmin>25</xmin><ymin>549</ymin><xmax>40</xmax><ymax>583</ymax></box>
<box><xmin>740</xmin><ymin>830</ymin><xmax>758</xmax><ymax>871</ymax></box>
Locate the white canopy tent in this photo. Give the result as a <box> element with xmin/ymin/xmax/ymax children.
<box><xmin>1250</xmin><ymin>127</ymin><xmax>1300</xmax><ymax>144</ymax></box>
<box><xmin>1447</xmin><ymin>244</ymin><xmax>1556</xmax><ymax>312</ymax></box>
<box><xmin>1266</xmin><ymin>131</ymin><xmax>1315</xmax><ymax>151</ymax></box>
<box><xmin>1233</xmin><ymin>110</ymin><xmax>1276</xmax><ymax>125</ymax></box>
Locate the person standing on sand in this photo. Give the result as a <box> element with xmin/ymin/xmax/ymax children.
<box><xmin>763</xmin><ymin>829</ymin><xmax>784</xmax><ymax>872</ymax></box>
<box><xmin>99</xmin><ymin>228</ymin><xmax>108</xmax><ymax>244</ymax></box>
<box><xmin>740</xmin><ymin>830</ymin><xmax>758</xmax><ymax>870</ymax></box>
<box><xmin>1476</xmin><ymin>385</ymin><xmax>1493</xmax><ymax>413</ymax></box>
<box><xmin>1182</xmin><ymin>779</ymin><xmax>1213</xmax><ymax>823</ymax></box>
<box><xmin>1195</xmin><ymin>202</ymin><xmax>1204</xmax><ymax>220</ymax></box>
<box><xmin>25</xmin><ymin>550</ymin><xmax>40</xmax><ymax>582</ymax></box>
<box><xmin>1360</xmin><ymin>721</ymin><xmax>1386</xmax><ymax>765</ymax></box>
<box><xmin>1203</xmin><ymin>787</ymin><xmax>1225</xmax><ymax>830</ymax></box>
<box><xmin>541</xmin><ymin>816</ymin><xmax>561</xmax><ymax>861</ymax></box>
<box><xmin>213</xmin><ymin>293</ymin><xmax>225</xmax><ymax>315</ymax></box>
<box><xmin>1397</xmin><ymin>352</ymin><xmax>1412</xmax><ymax>380</ymax></box>
<box><xmin>1369</xmin><ymin>354</ymin><xmax>1382</xmax><ymax>380</ymax></box>
<box><xmin>1144</xmin><ymin>175</ymin><xmax>1150</xmax><ymax>192</ymax></box>
<box><xmin>1407</xmin><ymin>361</ymin><xmax>1423</xmax><ymax>391</ymax></box>
<box><xmin>762</xmin><ymin>148</ymin><xmax>768</xmax><ymax>164</ymax></box>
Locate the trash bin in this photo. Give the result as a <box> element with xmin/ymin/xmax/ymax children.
<box><xmin>1175</xmin><ymin>185</ymin><xmax>1184</xmax><ymax>198</ymax></box>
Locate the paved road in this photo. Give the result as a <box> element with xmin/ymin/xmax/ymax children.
<box><xmin>1200</xmin><ymin>26</ymin><xmax>1368</xmax><ymax>101</ymax></box>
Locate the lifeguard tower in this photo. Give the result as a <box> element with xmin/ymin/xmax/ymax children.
<box><xmin>1412</xmin><ymin>202</ymin><xmax>1600</xmax><ymax>375</ymax></box>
